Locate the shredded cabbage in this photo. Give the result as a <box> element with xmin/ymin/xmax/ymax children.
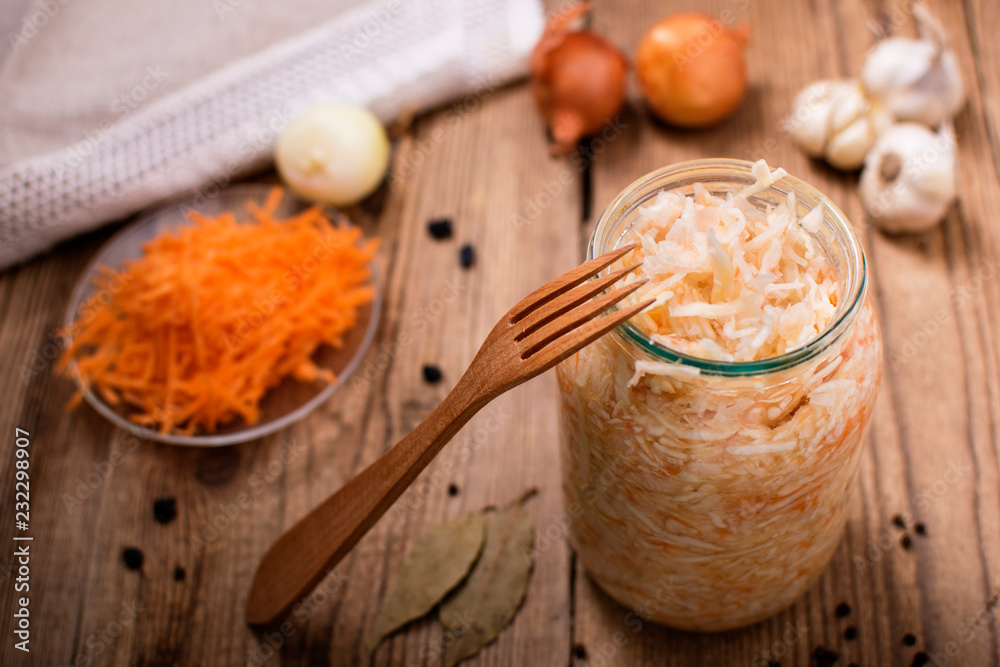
<box><xmin>616</xmin><ymin>160</ymin><xmax>838</xmax><ymax>374</ymax></box>
<box><xmin>556</xmin><ymin>162</ymin><xmax>882</xmax><ymax>630</ymax></box>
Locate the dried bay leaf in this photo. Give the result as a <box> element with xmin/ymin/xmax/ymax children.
<box><xmin>439</xmin><ymin>491</ymin><xmax>536</xmax><ymax>667</ymax></box>
<box><xmin>368</xmin><ymin>511</ymin><xmax>488</xmax><ymax>653</ymax></box>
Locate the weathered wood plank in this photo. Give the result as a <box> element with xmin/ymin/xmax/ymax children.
<box><xmin>837</xmin><ymin>1</ymin><xmax>1000</xmax><ymax>665</ymax></box>
<box><xmin>1</xmin><ymin>73</ymin><xmax>582</xmax><ymax>666</ymax></box>
<box><xmin>348</xmin><ymin>79</ymin><xmax>581</xmax><ymax>667</ymax></box>
<box><xmin>0</xmin><ymin>0</ymin><xmax>998</xmax><ymax>665</ymax></box>
<box><xmin>575</xmin><ymin>0</ymin><xmax>1000</xmax><ymax>665</ymax></box>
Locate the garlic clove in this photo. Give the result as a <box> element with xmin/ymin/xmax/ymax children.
<box><xmin>786</xmin><ymin>80</ymin><xmax>838</xmax><ymax>156</ymax></box>
<box><xmin>828</xmin><ymin>85</ymin><xmax>867</xmax><ymax>134</ymax></box>
<box><xmin>859</xmin><ymin>4</ymin><xmax>965</xmax><ymax>128</ymax></box>
<box><xmin>826</xmin><ymin>117</ymin><xmax>876</xmax><ymax>171</ymax></box>
<box><xmin>859</xmin><ymin>122</ymin><xmax>956</xmax><ymax>233</ymax></box>
<box><xmin>787</xmin><ymin>79</ymin><xmax>853</xmax><ymax>157</ymax></box>
<box><xmin>861</xmin><ymin>38</ymin><xmax>936</xmax><ymax>99</ymax></box>
<box><xmin>787</xmin><ymin>79</ymin><xmax>889</xmax><ymax>171</ymax></box>
<box><xmin>891</xmin><ymin>50</ymin><xmax>963</xmax><ymax>128</ymax></box>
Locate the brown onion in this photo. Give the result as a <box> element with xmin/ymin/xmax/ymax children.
<box><xmin>636</xmin><ymin>13</ymin><xmax>750</xmax><ymax>128</ymax></box>
<box><xmin>531</xmin><ymin>3</ymin><xmax>628</xmax><ymax>155</ymax></box>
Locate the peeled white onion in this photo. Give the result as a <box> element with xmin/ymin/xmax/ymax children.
<box><xmin>275</xmin><ymin>104</ymin><xmax>390</xmax><ymax>207</ymax></box>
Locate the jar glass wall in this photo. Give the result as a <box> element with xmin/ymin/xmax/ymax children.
<box><xmin>556</xmin><ymin>160</ymin><xmax>882</xmax><ymax>631</ymax></box>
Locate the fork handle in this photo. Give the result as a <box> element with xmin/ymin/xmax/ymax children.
<box><xmin>245</xmin><ymin>371</ymin><xmax>493</xmax><ymax>626</ymax></box>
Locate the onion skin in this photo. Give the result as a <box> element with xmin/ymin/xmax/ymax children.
<box><xmin>636</xmin><ymin>13</ymin><xmax>750</xmax><ymax>128</ymax></box>
<box><xmin>531</xmin><ymin>3</ymin><xmax>628</xmax><ymax>155</ymax></box>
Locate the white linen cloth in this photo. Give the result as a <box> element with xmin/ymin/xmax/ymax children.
<box><xmin>0</xmin><ymin>0</ymin><xmax>544</xmax><ymax>269</ymax></box>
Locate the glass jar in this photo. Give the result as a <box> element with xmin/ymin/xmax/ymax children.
<box><xmin>556</xmin><ymin>159</ymin><xmax>882</xmax><ymax>631</ymax></box>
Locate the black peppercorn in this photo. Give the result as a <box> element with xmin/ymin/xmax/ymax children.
<box><xmin>459</xmin><ymin>243</ymin><xmax>475</xmax><ymax>269</ymax></box>
<box><xmin>122</xmin><ymin>548</ymin><xmax>143</xmax><ymax>571</ymax></box>
<box><xmin>428</xmin><ymin>218</ymin><xmax>453</xmax><ymax>240</ymax></box>
<box><xmin>812</xmin><ymin>646</ymin><xmax>839</xmax><ymax>667</ymax></box>
<box><xmin>153</xmin><ymin>497</ymin><xmax>177</xmax><ymax>525</ymax></box>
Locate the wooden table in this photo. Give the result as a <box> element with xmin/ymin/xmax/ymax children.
<box><xmin>2</xmin><ymin>0</ymin><xmax>999</xmax><ymax>665</ymax></box>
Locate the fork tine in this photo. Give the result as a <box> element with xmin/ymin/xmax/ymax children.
<box><xmin>520</xmin><ymin>279</ymin><xmax>649</xmax><ymax>359</ymax></box>
<box><xmin>523</xmin><ymin>297</ymin><xmax>656</xmax><ymax>369</ymax></box>
<box><xmin>514</xmin><ymin>264</ymin><xmax>640</xmax><ymax>342</ymax></box>
<box><xmin>508</xmin><ymin>243</ymin><xmax>636</xmax><ymax>324</ymax></box>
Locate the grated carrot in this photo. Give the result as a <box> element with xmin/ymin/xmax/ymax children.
<box><xmin>58</xmin><ymin>188</ymin><xmax>379</xmax><ymax>436</ymax></box>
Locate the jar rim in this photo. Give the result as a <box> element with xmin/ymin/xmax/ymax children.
<box><xmin>589</xmin><ymin>158</ymin><xmax>868</xmax><ymax>377</ymax></box>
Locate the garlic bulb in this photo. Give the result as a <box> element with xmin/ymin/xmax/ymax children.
<box><xmin>860</xmin><ymin>4</ymin><xmax>964</xmax><ymax>128</ymax></box>
<box><xmin>786</xmin><ymin>79</ymin><xmax>893</xmax><ymax>171</ymax></box>
<box><xmin>859</xmin><ymin>122</ymin><xmax>956</xmax><ymax>233</ymax></box>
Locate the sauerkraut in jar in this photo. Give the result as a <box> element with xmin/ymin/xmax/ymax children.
<box><xmin>556</xmin><ymin>159</ymin><xmax>882</xmax><ymax>631</ymax></box>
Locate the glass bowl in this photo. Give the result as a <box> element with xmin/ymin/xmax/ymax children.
<box><xmin>62</xmin><ymin>184</ymin><xmax>381</xmax><ymax>446</ymax></box>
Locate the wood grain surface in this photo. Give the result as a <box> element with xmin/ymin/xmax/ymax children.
<box><xmin>1</xmin><ymin>0</ymin><xmax>998</xmax><ymax>665</ymax></box>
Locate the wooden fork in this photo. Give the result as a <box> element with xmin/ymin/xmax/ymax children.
<box><xmin>246</xmin><ymin>244</ymin><xmax>651</xmax><ymax>626</ymax></box>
